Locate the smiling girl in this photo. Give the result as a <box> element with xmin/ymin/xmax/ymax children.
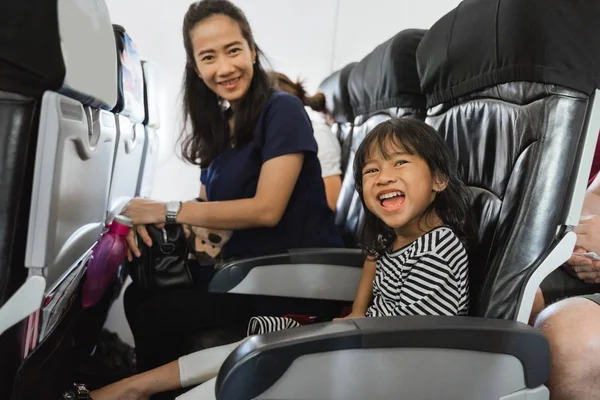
<box><xmin>341</xmin><ymin>117</ymin><xmax>473</xmax><ymax>319</ymax></box>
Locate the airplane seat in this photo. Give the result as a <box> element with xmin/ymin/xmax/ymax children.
<box><xmin>211</xmin><ymin>1</ymin><xmax>600</xmax><ymax>399</ymax></box>
<box><xmin>337</xmin><ymin>28</ymin><xmax>427</xmax><ymax>248</ymax></box>
<box><xmin>316</xmin><ymin>62</ymin><xmax>357</xmax><ymax>176</ymax></box>
<box><xmin>101</xmin><ymin>58</ymin><xmax>162</xmax><ymax>352</ymax></box>
<box><xmin>136</xmin><ymin>60</ymin><xmax>162</xmax><ymax>198</ymax></box>
<box><xmin>419</xmin><ymin>0</ymin><xmax>600</xmax><ymax>322</ymax></box>
<box><xmin>207</xmin><ymin>29</ymin><xmax>427</xmax><ymax>308</ymax></box>
<box><xmin>0</xmin><ymin>91</ymin><xmax>43</xmax><ymax>399</ymax></box>
<box><xmin>0</xmin><ymin>1</ymin><xmax>120</xmax><ymax>399</ymax></box>
<box><xmin>106</xmin><ymin>24</ymin><xmax>146</xmax><ymax>223</ymax></box>
<box><xmin>0</xmin><ymin>0</ymin><xmax>53</xmax><ymax>381</ymax></box>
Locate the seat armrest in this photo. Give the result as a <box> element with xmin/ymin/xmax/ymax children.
<box><xmin>208</xmin><ymin>248</ymin><xmax>365</xmax><ymax>301</ymax></box>
<box><xmin>216</xmin><ymin>316</ymin><xmax>549</xmax><ymax>400</ymax></box>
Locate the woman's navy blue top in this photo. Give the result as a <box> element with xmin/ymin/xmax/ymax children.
<box><xmin>200</xmin><ymin>90</ymin><xmax>344</xmax><ymax>258</ymax></box>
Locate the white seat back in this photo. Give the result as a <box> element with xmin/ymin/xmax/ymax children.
<box><xmin>57</xmin><ymin>0</ymin><xmax>117</xmax><ymax>109</ymax></box>
<box><xmin>108</xmin><ymin>116</ymin><xmax>146</xmax><ymax>217</ymax></box>
<box><xmin>20</xmin><ymin>0</ymin><xmax>117</xmax><ymax>297</ymax></box>
<box><xmin>107</xmin><ymin>26</ymin><xmax>147</xmax><ymax>220</ymax></box>
<box><xmin>137</xmin><ymin>60</ymin><xmax>162</xmax><ymax>198</ymax></box>
<box><xmin>26</xmin><ymin>94</ymin><xmax>117</xmax><ymax>289</ymax></box>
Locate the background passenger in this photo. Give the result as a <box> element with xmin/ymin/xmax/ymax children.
<box><xmin>269</xmin><ymin>71</ymin><xmax>343</xmax><ymax>211</ymax></box>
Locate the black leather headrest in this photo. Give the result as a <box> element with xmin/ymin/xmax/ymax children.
<box><xmin>417</xmin><ymin>0</ymin><xmax>600</xmax><ymax>108</ymax></box>
<box><xmin>318</xmin><ymin>62</ymin><xmax>356</xmax><ymax>124</ymax></box>
<box><xmin>348</xmin><ymin>29</ymin><xmax>426</xmax><ymax>117</ymax></box>
<box><xmin>0</xmin><ymin>0</ymin><xmax>64</xmax><ymax>97</ymax></box>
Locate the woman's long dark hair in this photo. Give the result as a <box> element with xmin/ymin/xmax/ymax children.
<box><xmin>353</xmin><ymin>118</ymin><xmax>475</xmax><ymax>259</ymax></box>
<box><xmin>180</xmin><ymin>0</ymin><xmax>272</xmax><ymax>167</ymax></box>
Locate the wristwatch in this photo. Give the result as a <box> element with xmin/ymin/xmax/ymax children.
<box><xmin>166</xmin><ymin>201</ymin><xmax>182</xmax><ymax>224</ymax></box>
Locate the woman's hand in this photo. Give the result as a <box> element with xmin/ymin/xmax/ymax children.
<box><xmin>122</xmin><ymin>198</ymin><xmax>167</xmax><ymax>226</ymax></box>
<box><xmin>122</xmin><ymin>199</ymin><xmax>167</xmax><ymax>260</ymax></box>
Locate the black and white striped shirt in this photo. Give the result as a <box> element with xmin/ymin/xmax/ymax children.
<box><xmin>366</xmin><ymin>226</ymin><xmax>469</xmax><ymax>317</ymax></box>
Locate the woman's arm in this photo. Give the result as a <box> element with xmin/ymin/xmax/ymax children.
<box><xmin>124</xmin><ymin>153</ymin><xmax>303</xmax><ymax>230</ymax></box>
<box><xmin>124</xmin><ymin>153</ymin><xmax>304</xmax><ymax>256</ymax></box>
<box><xmin>178</xmin><ymin>153</ymin><xmax>304</xmax><ymax>229</ymax></box>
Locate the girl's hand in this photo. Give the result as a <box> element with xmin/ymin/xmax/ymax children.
<box><xmin>333</xmin><ymin>311</ymin><xmax>365</xmax><ymax>321</ymax></box>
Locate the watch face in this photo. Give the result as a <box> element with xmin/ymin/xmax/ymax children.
<box><xmin>168</xmin><ymin>201</ymin><xmax>181</xmax><ymax>213</ymax></box>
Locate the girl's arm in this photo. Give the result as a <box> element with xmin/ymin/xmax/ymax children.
<box><xmin>339</xmin><ymin>258</ymin><xmax>376</xmax><ymax>319</ymax></box>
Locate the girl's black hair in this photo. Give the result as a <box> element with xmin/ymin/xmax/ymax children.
<box><xmin>179</xmin><ymin>0</ymin><xmax>272</xmax><ymax>167</ymax></box>
<box><xmin>353</xmin><ymin>117</ymin><xmax>475</xmax><ymax>259</ymax></box>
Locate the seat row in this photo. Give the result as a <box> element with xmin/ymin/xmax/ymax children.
<box><xmin>0</xmin><ymin>1</ymin><xmax>160</xmax><ymax>397</ymax></box>
<box><xmin>208</xmin><ymin>0</ymin><xmax>600</xmax><ymax>399</ymax></box>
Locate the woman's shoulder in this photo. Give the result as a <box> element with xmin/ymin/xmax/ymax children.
<box><xmin>257</xmin><ymin>90</ymin><xmax>312</xmax><ymax>135</ymax></box>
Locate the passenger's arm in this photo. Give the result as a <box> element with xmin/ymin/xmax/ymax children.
<box><xmin>313</xmin><ymin>122</ymin><xmax>342</xmax><ymax>212</ymax></box>
<box><xmin>336</xmin><ymin>258</ymin><xmax>376</xmax><ymax>319</ymax></box>
<box><xmin>580</xmin><ymin>171</ymin><xmax>600</xmax><ymax>217</ymax></box>
<box><xmin>124</xmin><ymin>153</ymin><xmax>303</xmax><ymax>230</ymax></box>
<box><xmin>124</xmin><ymin>153</ymin><xmax>304</xmax><ymax>256</ymax></box>
<box><xmin>563</xmin><ymin>172</ymin><xmax>600</xmax><ymax>281</ymax></box>
<box><xmin>177</xmin><ymin>153</ymin><xmax>303</xmax><ymax>229</ymax></box>
<box><xmin>323</xmin><ymin>175</ymin><xmax>342</xmax><ymax>211</ymax></box>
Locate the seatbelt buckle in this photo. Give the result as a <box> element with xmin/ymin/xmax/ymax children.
<box><xmin>62</xmin><ymin>383</ymin><xmax>92</xmax><ymax>399</ymax></box>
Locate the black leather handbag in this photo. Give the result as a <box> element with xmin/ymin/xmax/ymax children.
<box><xmin>127</xmin><ymin>224</ymin><xmax>198</xmax><ymax>290</ymax></box>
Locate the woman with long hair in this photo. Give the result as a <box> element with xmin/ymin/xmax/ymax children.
<box><xmin>119</xmin><ymin>1</ymin><xmax>343</xmax><ymax>394</ymax></box>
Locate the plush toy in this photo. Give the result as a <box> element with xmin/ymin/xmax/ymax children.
<box><xmin>181</xmin><ymin>224</ymin><xmax>232</xmax><ymax>267</ymax></box>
